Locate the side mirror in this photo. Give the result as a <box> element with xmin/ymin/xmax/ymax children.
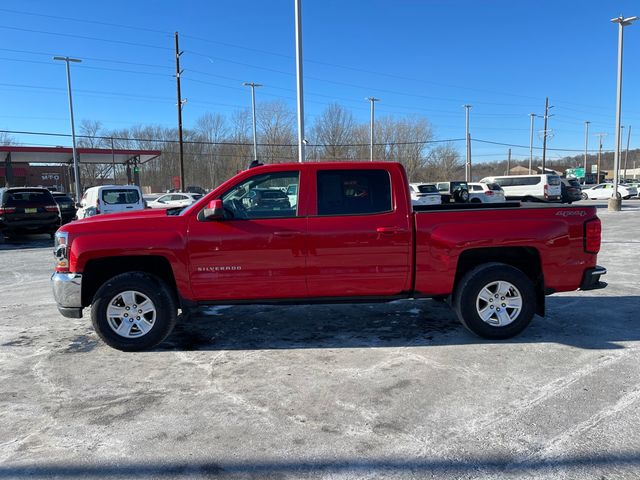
<box><xmin>203</xmin><ymin>199</ymin><xmax>224</xmax><ymax>220</ymax></box>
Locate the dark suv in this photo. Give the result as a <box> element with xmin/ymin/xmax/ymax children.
<box><xmin>52</xmin><ymin>192</ymin><xmax>77</xmax><ymax>225</ymax></box>
<box><xmin>436</xmin><ymin>181</ymin><xmax>470</xmax><ymax>203</ymax></box>
<box><xmin>0</xmin><ymin>187</ymin><xmax>60</xmax><ymax>238</ymax></box>
<box><xmin>561</xmin><ymin>178</ymin><xmax>582</xmax><ymax>204</ymax></box>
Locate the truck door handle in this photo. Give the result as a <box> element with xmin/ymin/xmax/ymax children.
<box><xmin>376</xmin><ymin>227</ymin><xmax>403</xmax><ymax>235</ymax></box>
<box><xmin>273</xmin><ymin>231</ymin><xmax>301</xmax><ymax>238</ymax></box>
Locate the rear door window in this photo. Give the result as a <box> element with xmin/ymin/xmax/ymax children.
<box><xmin>102</xmin><ymin>189</ymin><xmax>140</xmax><ymax>205</ymax></box>
<box><xmin>317</xmin><ymin>169</ymin><xmax>392</xmax><ymax>216</ymax></box>
<box><xmin>547</xmin><ymin>175</ymin><xmax>561</xmax><ymax>186</ymax></box>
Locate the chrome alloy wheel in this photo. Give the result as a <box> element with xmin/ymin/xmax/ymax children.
<box><xmin>106</xmin><ymin>290</ymin><xmax>157</xmax><ymax>338</ymax></box>
<box><xmin>475</xmin><ymin>281</ymin><xmax>523</xmax><ymax>327</ymax></box>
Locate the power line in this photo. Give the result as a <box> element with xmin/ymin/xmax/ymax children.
<box><xmin>0</xmin><ymin>128</ymin><xmax>463</xmax><ymax>148</ymax></box>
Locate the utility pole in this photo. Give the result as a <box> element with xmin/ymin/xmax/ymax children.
<box><xmin>610</xmin><ymin>15</ymin><xmax>637</xmax><ymax>211</ymax></box>
<box><xmin>583</xmin><ymin>121</ymin><xmax>590</xmax><ymax>183</ymax></box>
<box><xmin>366</xmin><ymin>97</ymin><xmax>380</xmax><ymax>161</ymax></box>
<box><xmin>529</xmin><ymin>113</ymin><xmax>535</xmax><ymax>173</ymax></box>
<box><xmin>243</xmin><ymin>82</ymin><xmax>262</xmax><ymax>164</ymax></box>
<box><xmin>507</xmin><ymin>148</ymin><xmax>512</xmax><ymax>175</ymax></box>
<box><xmin>464</xmin><ymin>105</ymin><xmax>472</xmax><ymax>181</ymax></box>
<box><xmin>541</xmin><ymin>97</ymin><xmax>554</xmax><ymax>174</ymax></box>
<box><xmin>53</xmin><ymin>56</ymin><xmax>82</xmax><ymax>203</ymax></box>
<box><xmin>110</xmin><ymin>136</ymin><xmax>116</xmax><ymax>182</ymax></box>
<box><xmin>596</xmin><ymin>133</ymin><xmax>607</xmax><ymax>183</ymax></box>
<box><xmin>623</xmin><ymin>125</ymin><xmax>632</xmax><ymax>179</ymax></box>
<box><xmin>175</xmin><ymin>31</ymin><xmax>185</xmax><ymax>191</ymax></box>
<box><xmin>294</xmin><ymin>0</ymin><xmax>305</xmax><ymax>163</ymax></box>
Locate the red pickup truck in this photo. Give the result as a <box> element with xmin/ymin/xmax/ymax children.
<box><xmin>52</xmin><ymin>162</ymin><xmax>606</xmax><ymax>351</ymax></box>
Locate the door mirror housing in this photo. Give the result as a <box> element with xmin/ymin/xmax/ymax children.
<box><xmin>203</xmin><ymin>199</ymin><xmax>224</xmax><ymax>220</ymax></box>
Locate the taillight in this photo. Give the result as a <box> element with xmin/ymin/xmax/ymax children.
<box><xmin>45</xmin><ymin>205</ymin><xmax>59</xmax><ymax>212</ymax></box>
<box><xmin>0</xmin><ymin>207</ymin><xmax>16</xmax><ymax>214</ymax></box>
<box><xmin>95</xmin><ymin>200</ymin><xmax>100</xmax><ymax>215</ymax></box>
<box><xmin>485</xmin><ymin>190</ymin><xmax>494</xmax><ymax>196</ymax></box>
<box><xmin>544</xmin><ymin>184</ymin><xmax>549</xmax><ymax>199</ymax></box>
<box><xmin>584</xmin><ymin>218</ymin><xmax>601</xmax><ymax>254</ymax></box>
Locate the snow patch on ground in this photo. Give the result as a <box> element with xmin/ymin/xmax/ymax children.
<box><xmin>202</xmin><ymin>306</ymin><xmax>233</xmax><ymax>316</ymax></box>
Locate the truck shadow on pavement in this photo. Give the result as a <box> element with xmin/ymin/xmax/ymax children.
<box><xmin>160</xmin><ymin>295</ymin><xmax>640</xmax><ymax>352</ymax></box>
<box><xmin>2</xmin><ymin>453</ymin><xmax>640</xmax><ymax>478</ymax></box>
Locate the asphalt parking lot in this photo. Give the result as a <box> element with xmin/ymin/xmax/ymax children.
<box><xmin>1</xmin><ymin>199</ymin><xmax>639</xmax><ymax>479</ymax></box>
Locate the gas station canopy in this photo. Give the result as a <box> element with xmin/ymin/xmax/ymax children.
<box><xmin>0</xmin><ymin>146</ymin><xmax>161</xmax><ymax>165</ymax></box>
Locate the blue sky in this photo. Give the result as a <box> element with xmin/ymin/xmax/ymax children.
<box><xmin>1</xmin><ymin>0</ymin><xmax>639</xmax><ymax>164</ymax></box>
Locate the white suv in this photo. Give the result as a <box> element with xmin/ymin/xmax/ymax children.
<box><xmin>480</xmin><ymin>174</ymin><xmax>562</xmax><ymax>202</ymax></box>
<box><xmin>468</xmin><ymin>182</ymin><xmax>506</xmax><ymax>203</ymax></box>
<box><xmin>409</xmin><ymin>183</ymin><xmax>442</xmax><ymax>206</ymax></box>
<box><xmin>76</xmin><ymin>185</ymin><xmax>145</xmax><ymax>219</ymax></box>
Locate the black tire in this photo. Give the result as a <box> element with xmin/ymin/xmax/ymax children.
<box><xmin>91</xmin><ymin>272</ymin><xmax>177</xmax><ymax>351</ymax></box>
<box><xmin>453</xmin><ymin>189</ymin><xmax>469</xmax><ymax>203</ymax></box>
<box><xmin>470</xmin><ymin>198</ymin><xmax>481</xmax><ymax>203</ymax></box>
<box><xmin>452</xmin><ymin>262</ymin><xmax>536</xmax><ymax>340</ymax></box>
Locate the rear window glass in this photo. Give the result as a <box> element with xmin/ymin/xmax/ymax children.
<box><xmin>101</xmin><ymin>189</ymin><xmax>140</xmax><ymax>205</ymax></box>
<box><xmin>547</xmin><ymin>175</ymin><xmax>561</xmax><ymax>186</ymax></box>
<box><xmin>4</xmin><ymin>189</ymin><xmax>53</xmax><ymax>206</ymax></box>
<box><xmin>417</xmin><ymin>184</ymin><xmax>438</xmax><ymax>194</ymax></box>
<box><xmin>486</xmin><ymin>183</ymin><xmax>502</xmax><ymax>191</ymax></box>
<box><xmin>192</xmin><ymin>194</ymin><xmax>203</xmax><ymax>200</ymax></box>
<box><xmin>317</xmin><ymin>169</ymin><xmax>392</xmax><ymax>216</ymax></box>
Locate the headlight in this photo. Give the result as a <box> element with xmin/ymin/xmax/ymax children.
<box><xmin>54</xmin><ymin>231</ymin><xmax>69</xmax><ymax>270</ymax></box>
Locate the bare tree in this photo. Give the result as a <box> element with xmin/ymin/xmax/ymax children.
<box><xmin>257</xmin><ymin>101</ymin><xmax>296</xmax><ymax>163</ymax></box>
<box><xmin>425</xmin><ymin>143</ymin><xmax>464</xmax><ymax>181</ymax></box>
<box><xmin>311</xmin><ymin>103</ymin><xmax>355</xmax><ymax>160</ymax></box>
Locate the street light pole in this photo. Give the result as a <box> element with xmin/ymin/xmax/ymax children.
<box><xmin>610</xmin><ymin>15</ymin><xmax>637</xmax><ymax>211</ymax></box>
<box><xmin>366</xmin><ymin>97</ymin><xmax>380</xmax><ymax>161</ymax></box>
<box><xmin>583</xmin><ymin>121</ymin><xmax>590</xmax><ymax>183</ymax></box>
<box><xmin>624</xmin><ymin>125</ymin><xmax>632</xmax><ymax>179</ymax></box>
<box><xmin>464</xmin><ymin>105</ymin><xmax>472</xmax><ymax>181</ymax></box>
<box><xmin>294</xmin><ymin>0</ymin><xmax>305</xmax><ymax>163</ymax></box>
<box><xmin>243</xmin><ymin>82</ymin><xmax>262</xmax><ymax>164</ymax></box>
<box><xmin>529</xmin><ymin>113</ymin><xmax>535</xmax><ymax>174</ymax></box>
<box><xmin>53</xmin><ymin>56</ymin><xmax>82</xmax><ymax>203</ymax></box>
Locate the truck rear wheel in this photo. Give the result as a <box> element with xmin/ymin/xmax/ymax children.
<box><xmin>90</xmin><ymin>272</ymin><xmax>177</xmax><ymax>351</ymax></box>
<box><xmin>453</xmin><ymin>262</ymin><xmax>536</xmax><ymax>339</ymax></box>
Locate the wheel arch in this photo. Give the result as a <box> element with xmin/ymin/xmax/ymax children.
<box><xmin>454</xmin><ymin>247</ymin><xmax>545</xmax><ymax>316</ymax></box>
<box><xmin>81</xmin><ymin>255</ymin><xmax>179</xmax><ymax>308</ymax></box>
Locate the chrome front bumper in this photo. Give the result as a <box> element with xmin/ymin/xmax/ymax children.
<box><xmin>51</xmin><ymin>272</ymin><xmax>83</xmax><ymax>318</ymax></box>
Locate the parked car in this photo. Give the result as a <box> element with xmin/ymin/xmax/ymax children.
<box><xmin>0</xmin><ymin>187</ymin><xmax>60</xmax><ymax>238</ymax></box>
<box><xmin>52</xmin><ymin>161</ymin><xmax>605</xmax><ymax>351</ymax></box>
<box><xmin>147</xmin><ymin>193</ymin><xmax>203</xmax><ymax>209</ymax></box>
<box><xmin>245</xmin><ymin>188</ymin><xmax>290</xmax><ymax>210</ymax></box>
<box><xmin>52</xmin><ymin>192</ymin><xmax>77</xmax><ymax>224</ymax></box>
<box><xmin>561</xmin><ymin>178</ymin><xmax>583</xmax><ymax>204</ymax></box>
<box><xmin>581</xmin><ymin>183</ymin><xmax>638</xmax><ymax>200</ymax></box>
<box><xmin>76</xmin><ymin>185</ymin><xmax>145</xmax><ymax>219</ymax></box>
<box><xmin>285</xmin><ymin>184</ymin><xmax>298</xmax><ymax>208</ymax></box>
<box><xmin>480</xmin><ymin>174</ymin><xmax>562</xmax><ymax>202</ymax></box>
<box><xmin>622</xmin><ymin>180</ymin><xmax>640</xmax><ymax>197</ymax></box>
<box><xmin>435</xmin><ymin>181</ymin><xmax>469</xmax><ymax>203</ymax></box>
<box><xmin>409</xmin><ymin>183</ymin><xmax>442</xmax><ymax>206</ymax></box>
<box><xmin>468</xmin><ymin>182</ymin><xmax>506</xmax><ymax>203</ymax></box>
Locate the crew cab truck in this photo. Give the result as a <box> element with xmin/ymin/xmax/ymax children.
<box><xmin>52</xmin><ymin>162</ymin><xmax>606</xmax><ymax>351</ymax></box>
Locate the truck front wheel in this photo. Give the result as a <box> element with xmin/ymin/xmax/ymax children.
<box><xmin>90</xmin><ymin>272</ymin><xmax>177</xmax><ymax>351</ymax></box>
<box><xmin>453</xmin><ymin>263</ymin><xmax>536</xmax><ymax>339</ymax></box>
